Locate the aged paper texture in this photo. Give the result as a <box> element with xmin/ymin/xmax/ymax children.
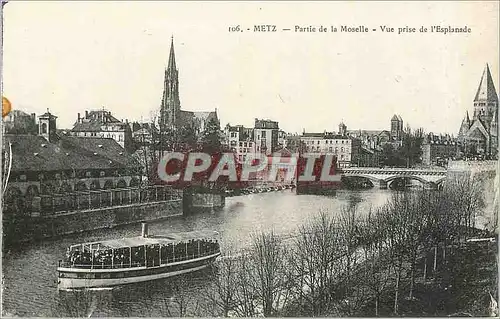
<box><xmin>1</xmin><ymin>1</ymin><xmax>498</xmax><ymax>317</ymax></box>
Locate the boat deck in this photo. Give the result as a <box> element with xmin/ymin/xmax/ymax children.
<box><xmin>71</xmin><ymin>230</ymin><xmax>220</xmax><ymax>250</ymax></box>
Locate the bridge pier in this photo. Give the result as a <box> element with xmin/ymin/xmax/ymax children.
<box><xmin>379</xmin><ymin>180</ymin><xmax>388</xmax><ymax>189</ymax></box>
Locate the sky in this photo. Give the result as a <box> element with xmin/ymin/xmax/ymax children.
<box><xmin>1</xmin><ymin>1</ymin><xmax>499</xmax><ymax>135</ymax></box>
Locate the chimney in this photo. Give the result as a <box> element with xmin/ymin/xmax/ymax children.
<box><xmin>141</xmin><ymin>222</ymin><xmax>149</xmax><ymax>238</ymax></box>
<box><xmin>85</xmin><ymin>110</ymin><xmax>88</xmax><ymax>118</ymax></box>
<box><xmin>77</xmin><ymin>113</ymin><xmax>80</xmax><ymax>123</ymax></box>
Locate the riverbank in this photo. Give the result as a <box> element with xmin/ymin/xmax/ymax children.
<box><xmin>352</xmin><ymin>239</ymin><xmax>498</xmax><ymax>317</ymax></box>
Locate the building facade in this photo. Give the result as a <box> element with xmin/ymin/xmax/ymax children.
<box><xmin>421</xmin><ymin>133</ymin><xmax>460</xmax><ymax>166</ymax></box>
<box><xmin>254</xmin><ymin>119</ymin><xmax>280</xmax><ymax>155</ymax></box>
<box><xmin>70</xmin><ymin>109</ymin><xmax>134</xmax><ymax>152</ymax></box>
<box><xmin>458</xmin><ymin>64</ymin><xmax>499</xmax><ymax>159</ymax></box>
<box><xmin>2</xmin><ymin>110</ymin><xmax>37</xmax><ymax>135</ymax></box>
<box><xmin>300</xmin><ymin>123</ymin><xmax>363</xmax><ymax>168</ymax></box>
<box><xmin>224</xmin><ymin>124</ymin><xmax>255</xmax><ymax>162</ymax></box>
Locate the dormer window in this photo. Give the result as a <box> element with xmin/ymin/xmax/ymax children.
<box><xmin>41</xmin><ymin>144</ymin><xmax>47</xmax><ymax>147</ymax></box>
<box><xmin>93</xmin><ymin>152</ymin><xmax>98</xmax><ymax>155</ymax></box>
<box><xmin>119</xmin><ymin>152</ymin><xmax>123</xmax><ymax>155</ymax></box>
<box><xmin>34</xmin><ymin>152</ymin><xmax>39</xmax><ymax>156</ymax></box>
<box><xmin>98</xmin><ymin>145</ymin><xmax>103</xmax><ymax>148</ymax></box>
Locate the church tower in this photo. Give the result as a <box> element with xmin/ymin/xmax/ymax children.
<box><xmin>473</xmin><ymin>64</ymin><xmax>498</xmax><ymax>128</ymax></box>
<box><xmin>38</xmin><ymin>109</ymin><xmax>57</xmax><ymax>142</ymax></box>
<box><xmin>160</xmin><ymin>37</ymin><xmax>181</xmax><ymax>131</ymax></box>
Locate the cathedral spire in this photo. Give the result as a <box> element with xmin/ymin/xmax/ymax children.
<box><xmin>474</xmin><ymin>64</ymin><xmax>498</xmax><ymax>102</ymax></box>
<box><xmin>160</xmin><ymin>36</ymin><xmax>181</xmax><ymax>132</ymax></box>
<box><xmin>167</xmin><ymin>36</ymin><xmax>176</xmax><ymax>73</ymax></box>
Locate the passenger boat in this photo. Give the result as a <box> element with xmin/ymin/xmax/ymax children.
<box><xmin>57</xmin><ymin>223</ymin><xmax>221</xmax><ymax>289</ymax></box>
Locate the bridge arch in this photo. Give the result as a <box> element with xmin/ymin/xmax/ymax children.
<box><xmin>385</xmin><ymin>175</ymin><xmax>429</xmax><ymax>185</ymax></box>
<box><xmin>342</xmin><ymin>174</ymin><xmax>383</xmax><ymax>184</ymax></box>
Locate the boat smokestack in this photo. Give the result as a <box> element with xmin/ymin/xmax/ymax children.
<box><xmin>141</xmin><ymin>223</ymin><xmax>148</xmax><ymax>238</ymax></box>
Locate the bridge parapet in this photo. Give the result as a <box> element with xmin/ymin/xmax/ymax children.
<box><xmin>340</xmin><ymin>167</ymin><xmax>447</xmax><ymax>175</ymax></box>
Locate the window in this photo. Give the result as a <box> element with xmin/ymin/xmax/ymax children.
<box><xmin>19</xmin><ymin>175</ymin><xmax>27</xmax><ymax>181</ymax></box>
<box><xmin>262</xmin><ymin>131</ymin><xmax>267</xmax><ymax>138</ymax></box>
<box><xmin>85</xmin><ymin>171</ymin><xmax>92</xmax><ymax>178</ymax></box>
<box><xmin>41</xmin><ymin>123</ymin><xmax>47</xmax><ymax>134</ymax></box>
<box><xmin>100</xmin><ymin>171</ymin><xmax>105</xmax><ymax>177</ymax></box>
<box><xmin>230</xmin><ymin>132</ymin><xmax>237</xmax><ymax>138</ymax></box>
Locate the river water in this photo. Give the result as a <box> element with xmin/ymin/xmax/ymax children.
<box><xmin>2</xmin><ymin>189</ymin><xmax>391</xmax><ymax>317</ymax></box>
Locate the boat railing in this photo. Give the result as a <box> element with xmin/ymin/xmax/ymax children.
<box><xmin>59</xmin><ymin>248</ymin><xmax>221</xmax><ymax>270</ymax></box>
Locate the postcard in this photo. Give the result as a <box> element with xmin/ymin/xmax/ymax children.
<box><xmin>1</xmin><ymin>1</ymin><xmax>498</xmax><ymax>317</ymax></box>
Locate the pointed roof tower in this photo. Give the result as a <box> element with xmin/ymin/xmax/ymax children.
<box><xmin>474</xmin><ymin>64</ymin><xmax>499</xmax><ymax>102</ymax></box>
<box><xmin>167</xmin><ymin>36</ymin><xmax>177</xmax><ymax>73</ymax></box>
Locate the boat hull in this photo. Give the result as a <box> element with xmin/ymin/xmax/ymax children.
<box><xmin>57</xmin><ymin>253</ymin><xmax>220</xmax><ymax>289</ymax></box>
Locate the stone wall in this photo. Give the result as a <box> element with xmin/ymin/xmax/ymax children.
<box><xmin>183</xmin><ymin>192</ymin><xmax>225</xmax><ymax>214</ymax></box>
<box><xmin>3</xmin><ymin>200</ymin><xmax>182</xmax><ymax>246</ymax></box>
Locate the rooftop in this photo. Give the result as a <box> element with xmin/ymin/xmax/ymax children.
<box><xmin>4</xmin><ymin>134</ymin><xmax>139</xmax><ymax>172</ymax></box>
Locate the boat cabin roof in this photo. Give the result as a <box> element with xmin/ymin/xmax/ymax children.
<box><xmin>71</xmin><ymin>230</ymin><xmax>220</xmax><ymax>250</ymax></box>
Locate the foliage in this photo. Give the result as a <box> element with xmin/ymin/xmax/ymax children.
<box><xmin>204</xmin><ymin>174</ymin><xmax>491</xmax><ymax>317</ymax></box>
<box><xmin>200</xmin><ymin>118</ymin><xmax>222</xmax><ymax>153</ymax></box>
<box><xmin>381</xmin><ymin>126</ymin><xmax>425</xmax><ymax>167</ymax></box>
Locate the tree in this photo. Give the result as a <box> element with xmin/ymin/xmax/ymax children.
<box><xmin>289</xmin><ymin>210</ymin><xmax>342</xmax><ymax>316</ymax></box>
<box><xmin>200</xmin><ymin>118</ymin><xmax>222</xmax><ymax>153</ymax></box>
<box><xmin>399</xmin><ymin>126</ymin><xmax>424</xmax><ymax>168</ymax></box>
<box><xmin>380</xmin><ymin>143</ymin><xmax>405</xmax><ymax>167</ymax></box>
<box><xmin>250</xmin><ymin>231</ymin><xmax>290</xmax><ymax>316</ymax></box>
<box><xmin>177</xmin><ymin>123</ymin><xmax>198</xmax><ymax>151</ymax></box>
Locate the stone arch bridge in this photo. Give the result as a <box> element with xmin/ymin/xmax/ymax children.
<box><xmin>339</xmin><ymin>167</ymin><xmax>448</xmax><ymax>189</ymax></box>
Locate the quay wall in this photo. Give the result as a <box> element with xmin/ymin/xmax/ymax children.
<box><xmin>3</xmin><ymin>200</ymin><xmax>182</xmax><ymax>247</ymax></box>
<box><xmin>183</xmin><ymin>191</ymin><xmax>225</xmax><ymax>214</ymax></box>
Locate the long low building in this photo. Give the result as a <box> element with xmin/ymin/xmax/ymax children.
<box><xmin>3</xmin><ymin>110</ymin><xmax>142</xmax><ymax>216</ymax></box>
